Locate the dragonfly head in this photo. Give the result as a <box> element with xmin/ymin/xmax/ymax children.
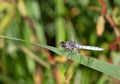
<box><xmin>59</xmin><ymin>41</ymin><xmax>66</xmax><ymax>48</ymax></box>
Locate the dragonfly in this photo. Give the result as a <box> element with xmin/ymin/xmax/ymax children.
<box><xmin>59</xmin><ymin>41</ymin><xmax>104</xmax><ymax>51</ymax></box>
<box><xmin>59</xmin><ymin>41</ymin><xmax>104</xmax><ymax>79</ymax></box>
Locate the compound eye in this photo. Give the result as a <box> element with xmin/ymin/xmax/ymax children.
<box><xmin>59</xmin><ymin>41</ymin><xmax>65</xmax><ymax>47</ymax></box>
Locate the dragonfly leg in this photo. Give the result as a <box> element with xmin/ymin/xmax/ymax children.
<box><xmin>64</xmin><ymin>59</ymin><xmax>71</xmax><ymax>76</ymax></box>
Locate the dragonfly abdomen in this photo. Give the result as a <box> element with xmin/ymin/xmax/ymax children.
<box><xmin>75</xmin><ymin>44</ymin><xmax>104</xmax><ymax>51</ymax></box>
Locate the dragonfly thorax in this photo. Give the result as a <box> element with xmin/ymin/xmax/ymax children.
<box><xmin>59</xmin><ymin>41</ymin><xmax>76</xmax><ymax>50</ymax></box>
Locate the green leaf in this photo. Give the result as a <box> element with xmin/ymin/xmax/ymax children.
<box><xmin>0</xmin><ymin>35</ymin><xmax>120</xmax><ymax>80</ymax></box>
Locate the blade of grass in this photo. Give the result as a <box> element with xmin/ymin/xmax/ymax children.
<box><xmin>97</xmin><ymin>75</ymin><xmax>108</xmax><ymax>84</ymax></box>
<box><xmin>55</xmin><ymin>0</ymin><xmax>66</xmax><ymax>47</ymax></box>
<box><xmin>0</xmin><ymin>35</ymin><xmax>120</xmax><ymax>80</ymax></box>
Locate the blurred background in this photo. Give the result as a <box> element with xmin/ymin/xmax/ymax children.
<box><xmin>0</xmin><ymin>0</ymin><xmax>120</xmax><ymax>84</ymax></box>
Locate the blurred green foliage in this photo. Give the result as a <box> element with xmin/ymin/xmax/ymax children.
<box><xmin>0</xmin><ymin>0</ymin><xmax>120</xmax><ymax>84</ymax></box>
